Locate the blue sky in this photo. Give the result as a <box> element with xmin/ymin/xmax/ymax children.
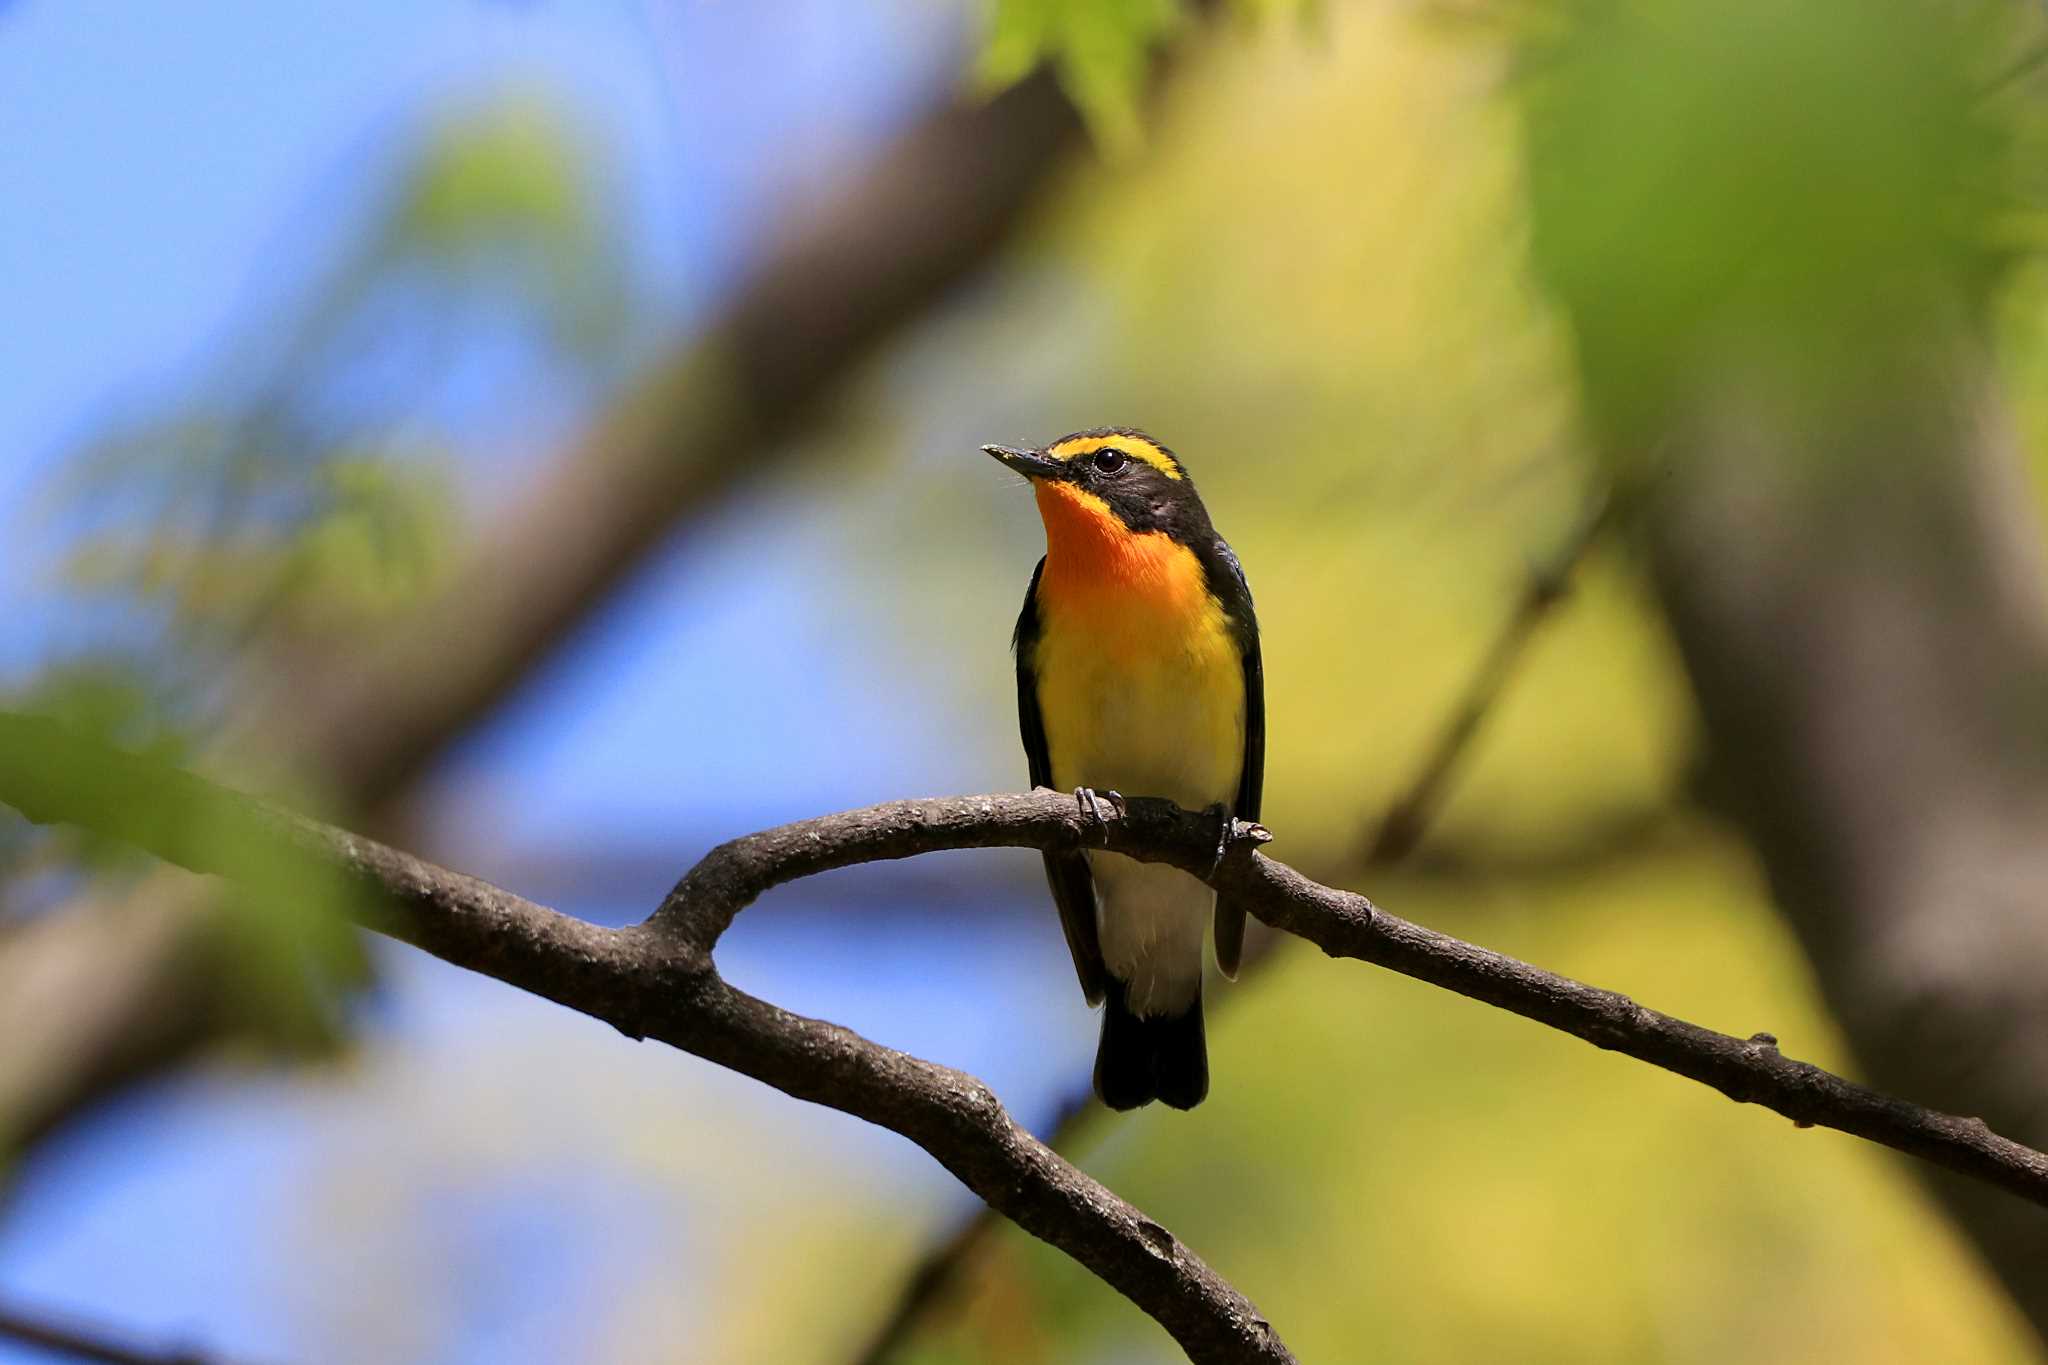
<box><xmin>0</xmin><ymin>3</ymin><xmax>1096</xmax><ymax>1360</ymax></box>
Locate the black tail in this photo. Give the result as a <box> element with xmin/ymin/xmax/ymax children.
<box><xmin>1094</xmin><ymin>979</ymin><xmax>1208</xmax><ymax>1111</ymax></box>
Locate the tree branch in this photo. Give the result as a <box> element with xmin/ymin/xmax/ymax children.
<box><xmin>8</xmin><ymin>713</ymin><xmax>2048</xmax><ymax>1356</ymax></box>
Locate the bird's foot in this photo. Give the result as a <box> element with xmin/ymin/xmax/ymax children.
<box><xmin>1203</xmin><ymin>802</ymin><xmax>1231</xmax><ymax>876</ymax></box>
<box><xmin>1074</xmin><ymin>787</ymin><xmax>1127</xmax><ymax>845</ymax></box>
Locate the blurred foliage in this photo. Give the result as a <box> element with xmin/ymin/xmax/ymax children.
<box><xmin>1519</xmin><ymin>0</ymin><xmax>2010</xmax><ymax>451</ymax></box>
<box><xmin>2</xmin><ymin>660</ymin><xmax>195</xmax><ymax>883</ymax></box>
<box><xmin>976</xmin><ymin>0</ymin><xmax>1189</xmax><ymax>153</ymax></box>
<box><xmin>391</xmin><ymin>96</ymin><xmax>628</xmax><ymax>361</ymax></box>
<box><xmin>975</xmin><ymin>0</ymin><xmax>1320</xmax><ymax>153</ymax></box>
<box><xmin>5</xmin><ymin>92</ymin><xmax>632</xmax><ymax>1063</ymax></box>
<box><xmin>44</xmin><ymin>93</ymin><xmax>626</xmax><ymax>711</ymax></box>
<box><xmin>60</xmin><ymin>433</ymin><xmax>459</xmax><ymax>646</ymax></box>
<box><xmin>0</xmin><ymin>712</ymin><xmax>370</xmax><ymax>1056</ymax></box>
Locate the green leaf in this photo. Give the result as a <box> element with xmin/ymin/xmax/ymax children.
<box><xmin>0</xmin><ymin>711</ymin><xmax>371</xmax><ymax>1053</ymax></box>
<box><xmin>975</xmin><ymin>0</ymin><xmax>1189</xmax><ymax>155</ymax></box>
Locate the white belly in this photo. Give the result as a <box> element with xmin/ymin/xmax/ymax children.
<box><xmin>1086</xmin><ymin>853</ymin><xmax>1213</xmax><ymax>1015</ymax></box>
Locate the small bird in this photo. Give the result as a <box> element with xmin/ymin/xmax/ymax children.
<box><xmin>985</xmin><ymin>428</ymin><xmax>1264</xmax><ymax>1110</ymax></box>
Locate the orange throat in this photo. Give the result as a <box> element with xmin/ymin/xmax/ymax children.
<box><xmin>1033</xmin><ymin>481</ymin><xmax>1206</xmax><ymax>622</ymax></box>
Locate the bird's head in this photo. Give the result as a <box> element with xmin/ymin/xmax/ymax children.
<box><xmin>983</xmin><ymin>429</ymin><xmax>1213</xmax><ymax>560</ymax></box>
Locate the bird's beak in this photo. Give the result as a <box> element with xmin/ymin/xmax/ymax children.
<box><xmin>983</xmin><ymin>443</ymin><xmax>1063</xmax><ymax>480</ymax></box>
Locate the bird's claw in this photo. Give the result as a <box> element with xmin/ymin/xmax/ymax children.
<box><xmin>1074</xmin><ymin>787</ymin><xmax>1126</xmax><ymax>846</ymax></box>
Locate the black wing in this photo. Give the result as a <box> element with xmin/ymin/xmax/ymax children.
<box><xmin>1209</xmin><ymin>541</ymin><xmax>1264</xmax><ymax>977</ymax></box>
<box><xmin>1015</xmin><ymin>558</ymin><xmax>1107</xmax><ymax>1005</ymax></box>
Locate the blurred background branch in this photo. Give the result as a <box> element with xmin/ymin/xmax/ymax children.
<box><xmin>1362</xmin><ymin>489</ymin><xmax>1613</xmax><ymax>866</ymax></box>
<box><xmin>0</xmin><ymin>1297</ymin><xmax>219</xmax><ymax>1365</ymax></box>
<box><xmin>1637</xmin><ymin>333</ymin><xmax>2048</xmax><ymax>1328</ymax></box>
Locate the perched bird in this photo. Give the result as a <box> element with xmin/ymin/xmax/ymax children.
<box><xmin>985</xmin><ymin>428</ymin><xmax>1264</xmax><ymax>1110</ymax></box>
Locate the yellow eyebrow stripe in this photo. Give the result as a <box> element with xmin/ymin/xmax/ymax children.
<box><xmin>1045</xmin><ymin>434</ymin><xmax>1183</xmax><ymax>481</ymax></box>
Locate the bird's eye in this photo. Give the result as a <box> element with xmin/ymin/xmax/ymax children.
<box><xmin>1092</xmin><ymin>449</ymin><xmax>1128</xmax><ymax>474</ymax></box>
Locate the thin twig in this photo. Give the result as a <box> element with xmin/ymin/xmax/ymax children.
<box><xmin>7</xmin><ymin>717</ymin><xmax>2048</xmax><ymax>1363</ymax></box>
<box><xmin>1365</xmin><ymin>492</ymin><xmax>1611</xmax><ymax>865</ymax></box>
<box><xmin>1979</xmin><ymin>36</ymin><xmax>2048</xmax><ymax>101</ymax></box>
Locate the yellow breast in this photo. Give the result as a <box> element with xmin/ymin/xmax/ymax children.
<box><xmin>1029</xmin><ymin>486</ymin><xmax>1245</xmax><ymax>809</ymax></box>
